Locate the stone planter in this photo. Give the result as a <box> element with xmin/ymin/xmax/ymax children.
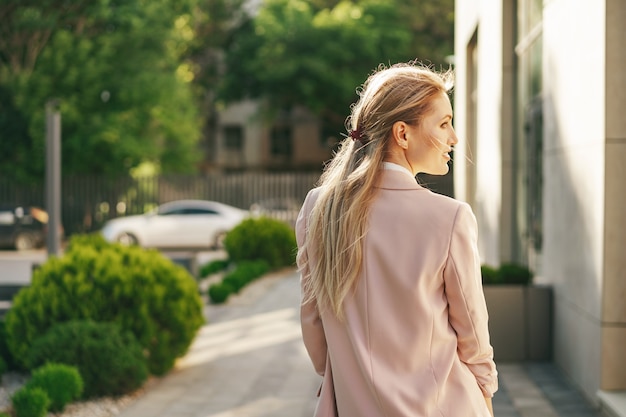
<box><xmin>483</xmin><ymin>285</ymin><xmax>553</xmax><ymax>362</ymax></box>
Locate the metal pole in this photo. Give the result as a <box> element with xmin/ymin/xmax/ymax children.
<box><xmin>45</xmin><ymin>99</ymin><xmax>61</xmax><ymax>256</ymax></box>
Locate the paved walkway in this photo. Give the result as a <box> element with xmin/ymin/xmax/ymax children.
<box><xmin>118</xmin><ymin>269</ymin><xmax>604</xmax><ymax>417</ymax></box>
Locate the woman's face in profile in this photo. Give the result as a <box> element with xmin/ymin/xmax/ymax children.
<box><xmin>405</xmin><ymin>92</ymin><xmax>458</xmax><ymax>175</ymax></box>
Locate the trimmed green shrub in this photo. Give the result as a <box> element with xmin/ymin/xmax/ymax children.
<box><xmin>65</xmin><ymin>232</ymin><xmax>111</xmax><ymax>252</ymax></box>
<box><xmin>11</xmin><ymin>386</ymin><xmax>50</xmax><ymax>417</ymax></box>
<box><xmin>496</xmin><ymin>263</ymin><xmax>533</xmax><ymax>285</ymax></box>
<box><xmin>207</xmin><ymin>260</ymin><xmax>271</xmax><ymax>304</ymax></box>
<box><xmin>221</xmin><ymin>274</ymin><xmax>244</xmax><ymax>293</ymax></box>
<box><xmin>26</xmin><ymin>363</ymin><xmax>83</xmax><ymax>412</ymax></box>
<box><xmin>208</xmin><ymin>282</ymin><xmax>234</xmax><ymax>304</ymax></box>
<box><xmin>4</xmin><ymin>234</ymin><xmax>204</xmax><ymax>376</ymax></box>
<box><xmin>224</xmin><ymin>217</ymin><xmax>296</xmax><ymax>268</ymax></box>
<box><xmin>26</xmin><ymin>320</ymin><xmax>148</xmax><ymax>398</ymax></box>
<box><xmin>0</xmin><ymin>320</ymin><xmax>18</xmax><ymax>371</ymax></box>
<box><xmin>0</xmin><ymin>355</ymin><xmax>6</xmax><ymax>376</ymax></box>
<box><xmin>200</xmin><ymin>259</ymin><xmax>230</xmax><ymax>277</ymax></box>
<box><xmin>237</xmin><ymin>259</ymin><xmax>270</xmax><ymax>278</ymax></box>
<box><xmin>0</xmin><ymin>412</ymin><xmax>10</xmax><ymax>417</ymax></box>
<box><xmin>481</xmin><ymin>265</ymin><xmax>500</xmax><ymax>285</ymax></box>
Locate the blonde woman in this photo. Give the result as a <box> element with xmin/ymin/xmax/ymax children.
<box><xmin>296</xmin><ymin>62</ymin><xmax>497</xmax><ymax>417</ymax></box>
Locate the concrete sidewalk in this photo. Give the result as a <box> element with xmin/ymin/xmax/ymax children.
<box><xmin>118</xmin><ymin>270</ymin><xmax>318</xmax><ymax>417</ymax></box>
<box><xmin>118</xmin><ymin>269</ymin><xmax>603</xmax><ymax>417</ymax></box>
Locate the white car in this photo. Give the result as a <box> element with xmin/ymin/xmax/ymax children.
<box><xmin>101</xmin><ymin>200</ymin><xmax>248</xmax><ymax>249</ymax></box>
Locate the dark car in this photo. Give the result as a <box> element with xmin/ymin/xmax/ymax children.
<box><xmin>0</xmin><ymin>206</ymin><xmax>48</xmax><ymax>250</ymax></box>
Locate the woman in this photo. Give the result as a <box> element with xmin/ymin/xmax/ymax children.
<box><xmin>296</xmin><ymin>62</ymin><xmax>498</xmax><ymax>417</ymax></box>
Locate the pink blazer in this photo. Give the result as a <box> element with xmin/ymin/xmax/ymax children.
<box><xmin>296</xmin><ymin>169</ymin><xmax>498</xmax><ymax>417</ymax></box>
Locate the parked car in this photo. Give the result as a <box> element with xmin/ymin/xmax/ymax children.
<box><xmin>101</xmin><ymin>200</ymin><xmax>248</xmax><ymax>249</ymax></box>
<box><xmin>0</xmin><ymin>205</ymin><xmax>48</xmax><ymax>250</ymax></box>
<box><xmin>249</xmin><ymin>198</ymin><xmax>302</xmax><ymax>227</ymax></box>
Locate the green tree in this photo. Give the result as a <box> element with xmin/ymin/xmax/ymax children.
<box><xmin>184</xmin><ymin>0</ymin><xmax>251</xmax><ymax>168</ymax></box>
<box><xmin>0</xmin><ymin>1</ymin><xmax>103</xmax><ymax>76</ymax></box>
<box><xmin>218</xmin><ymin>0</ymin><xmax>453</xmax><ymax>141</ymax></box>
<box><xmin>0</xmin><ymin>0</ymin><xmax>201</xmax><ymax>182</ymax></box>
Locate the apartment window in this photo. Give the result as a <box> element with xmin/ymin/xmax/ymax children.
<box><xmin>223</xmin><ymin>125</ymin><xmax>244</xmax><ymax>150</ymax></box>
<box><xmin>466</xmin><ymin>29</ymin><xmax>478</xmax><ymax>206</ymax></box>
<box><xmin>270</xmin><ymin>126</ymin><xmax>292</xmax><ymax>158</ymax></box>
<box><xmin>514</xmin><ymin>0</ymin><xmax>543</xmax><ymax>262</ymax></box>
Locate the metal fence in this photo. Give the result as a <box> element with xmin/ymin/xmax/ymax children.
<box><xmin>0</xmin><ymin>171</ymin><xmax>453</xmax><ymax>237</ymax></box>
<box><xmin>0</xmin><ymin>172</ymin><xmax>321</xmax><ymax>236</ymax></box>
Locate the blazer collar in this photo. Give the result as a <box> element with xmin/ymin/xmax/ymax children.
<box><xmin>376</xmin><ymin>169</ymin><xmax>425</xmax><ymax>191</ymax></box>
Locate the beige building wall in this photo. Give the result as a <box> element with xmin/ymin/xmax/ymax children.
<box><xmin>289</xmin><ymin>107</ymin><xmax>329</xmax><ymax>167</ymax></box>
<box><xmin>453</xmin><ymin>0</ymin><xmax>505</xmax><ymax>267</ymax></box>
<box><xmin>216</xmin><ymin>101</ymin><xmax>329</xmax><ymax>171</ymax></box>
<box><xmin>542</xmin><ymin>0</ymin><xmax>606</xmax><ymax>398</ymax></box>
<box><xmin>455</xmin><ymin>0</ymin><xmax>626</xmax><ymax>404</ymax></box>
<box><xmin>217</xmin><ymin>100</ymin><xmax>265</xmax><ymax>169</ymax></box>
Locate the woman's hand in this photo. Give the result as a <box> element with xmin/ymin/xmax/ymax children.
<box><xmin>485</xmin><ymin>396</ymin><xmax>494</xmax><ymax>416</ymax></box>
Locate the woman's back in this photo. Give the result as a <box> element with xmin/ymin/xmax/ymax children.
<box><xmin>297</xmin><ymin>62</ymin><xmax>497</xmax><ymax>417</ymax></box>
<box><xmin>299</xmin><ymin>170</ymin><xmax>496</xmax><ymax>416</ymax></box>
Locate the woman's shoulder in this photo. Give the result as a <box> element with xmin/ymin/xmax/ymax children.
<box><xmin>409</xmin><ymin>185</ymin><xmax>471</xmax><ymax>212</ymax></box>
<box><xmin>303</xmin><ymin>186</ymin><xmax>322</xmax><ymax>207</ymax></box>
<box><xmin>425</xmin><ymin>189</ymin><xmax>470</xmax><ymax>209</ymax></box>
<box><xmin>392</xmin><ymin>188</ymin><xmax>476</xmax><ymax>230</ymax></box>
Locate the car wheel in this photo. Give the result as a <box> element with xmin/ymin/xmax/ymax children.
<box><xmin>14</xmin><ymin>232</ymin><xmax>37</xmax><ymax>251</ymax></box>
<box><xmin>213</xmin><ymin>232</ymin><xmax>227</xmax><ymax>249</ymax></box>
<box><xmin>116</xmin><ymin>232</ymin><xmax>139</xmax><ymax>246</ymax></box>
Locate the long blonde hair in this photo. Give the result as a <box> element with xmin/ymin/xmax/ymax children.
<box><xmin>300</xmin><ymin>62</ymin><xmax>453</xmax><ymax>318</ymax></box>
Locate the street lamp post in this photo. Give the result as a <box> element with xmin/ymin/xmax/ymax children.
<box><xmin>45</xmin><ymin>99</ymin><xmax>62</xmax><ymax>256</ymax></box>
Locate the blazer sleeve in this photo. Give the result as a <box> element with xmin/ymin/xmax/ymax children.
<box><xmin>443</xmin><ymin>203</ymin><xmax>498</xmax><ymax>397</ymax></box>
<box><xmin>296</xmin><ymin>190</ymin><xmax>327</xmax><ymax>376</ymax></box>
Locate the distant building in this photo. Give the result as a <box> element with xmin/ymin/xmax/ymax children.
<box><xmin>206</xmin><ymin>99</ymin><xmax>455</xmax><ymax>196</ymax></box>
<box><xmin>454</xmin><ymin>0</ymin><xmax>625</xmax><ymax>411</ymax></box>
<box><xmin>203</xmin><ymin>100</ymin><xmax>331</xmax><ymax>172</ymax></box>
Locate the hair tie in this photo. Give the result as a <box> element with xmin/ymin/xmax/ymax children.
<box><xmin>349</xmin><ymin>126</ymin><xmax>363</xmax><ymax>142</ymax></box>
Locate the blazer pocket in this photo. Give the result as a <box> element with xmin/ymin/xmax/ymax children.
<box><xmin>315</xmin><ymin>354</ymin><xmax>338</xmax><ymax>417</ymax></box>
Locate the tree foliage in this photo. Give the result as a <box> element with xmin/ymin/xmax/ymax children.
<box><xmin>184</xmin><ymin>0</ymin><xmax>251</xmax><ymax>166</ymax></box>
<box><xmin>0</xmin><ymin>0</ymin><xmax>201</xmax><ymax>181</ymax></box>
<box><xmin>218</xmin><ymin>0</ymin><xmax>454</xmax><ymax>138</ymax></box>
<box><xmin>0</xmin><ymin>0</ymin><xmax>454</xmax><ymax>180</ymax></box>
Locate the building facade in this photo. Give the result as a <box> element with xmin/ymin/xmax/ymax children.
<box><xmin>208</xmin><ymin>100</ymin><xmax>331</xmax><ymax>172</ymax></box>
<box><xmin>454</xmin><ymin>0</ymin><xmax>625</xmax><ymax>409</ymax></box>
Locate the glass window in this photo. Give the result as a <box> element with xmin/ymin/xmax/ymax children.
<box><xmin>183</xmin><ymin>208</ymin><xmax>218</xmax><ymax>215</ymax></box>
<box><xmin>270</xmin><ymin>126</ymin><xmax>293</xmax><ymax>157</ymax></box>
<box><xmin>514</xmin><ymin>0</ymin><xmax>543</xmax><ymax>264</ymax></box>
<box><xmin>466</xmin><ymin>30</ymin><xmax>479</xmax><ymax>206</ymax></box>
<box><xmin>223</xmin><ymin>125</ymin><xmax>244</xmax><ymax>150</ymax></box>
<box><xmin>159</xmin><ymin>209</ymin><xmax>184</xmax><ymax>215</ymax></box>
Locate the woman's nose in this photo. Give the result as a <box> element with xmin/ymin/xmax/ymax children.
<box><xmin>449</xmin><ymin>127</ymin><xmax>459</xmax><ymax>146</ymax></box>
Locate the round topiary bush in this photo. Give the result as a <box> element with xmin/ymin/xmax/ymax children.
<box><xmin>207</xmin><ymin>259</ymin><xmax>272</xmax><ymax>304</ymax></box>
<box><xmin>4</xmin><ymin>234</ymin><xmax>204</xmax><ymax>376</ymax></box>
<box><xmin>208</xmin><ymin>282</ymin><xmax>234</xmax><ymax>304</ymax></box>
<box><xmin>237</xmin><ymin>259</ymin><xmax>270</xmax><ymax>278</ymax></box>
<box><xmin>223</xmin><ymin>217</ymin><xmax>296</xmax><ymax>269</ymax></box>
<box><xmin>200</xmin><ymin>259</ymin><xmax>230</xmax><ymax>277</ymax></box>
<box><xmin>26</xmin><ymin>320</ymin><xmax>147</xmax><ymax>398</ymax></box>
<box><xmin>221</xmin><ymin>273</ymin><xmax>244</xmax><ymax>293</ymax></box>
<box><xmin>26</xmin><ymin>363</ymin><xmax>83</xmax><ymax>412</ymax></box>
<box><xmin>11</xmin><ymin>386</ymin><xmax>49</xmax><ymax>417</ymax></box>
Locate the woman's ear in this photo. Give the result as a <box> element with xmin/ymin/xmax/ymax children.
<box><xmin>392</xmin><ymin>121</ymin><xmax>409</xmax><ymax>149</ymax></box>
